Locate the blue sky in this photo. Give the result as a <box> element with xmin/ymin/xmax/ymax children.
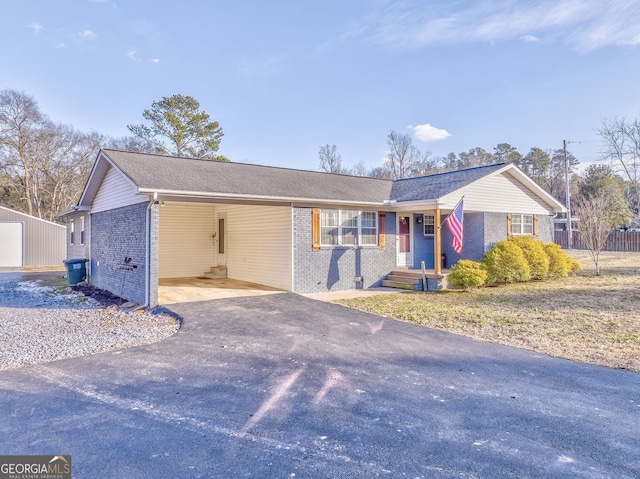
<box><xmin>3</xmin><ymin>0</ymin><xmax>640</xmax><ymax>172</ymax></box>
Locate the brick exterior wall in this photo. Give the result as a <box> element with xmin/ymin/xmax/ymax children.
<box><xmin>537</xmin><ymin>215</ymin><xmax>554</xmax><ymax>243</ymax></box>
<box><xmin>293</xmin><ymin>207</ymin><xmax>397</xmax><ymax>294</ymax></box>
<box><xmin>483</xmin><ymin>212</ymin><xmax>508</xmax><ymax>251</ymax></box>
<box><xmin>91</xmin><ymin>202</ymin><xmax>149</xmax><ymax>305</ymax></box>
<box><xmin>441</xmin><ymin>212</ymin><xmax>555</xmax><ymax>267</ymax></box>
<box><xmin>441</xmin><ymin>212</ymin><xmax>487</xmax><ymax>266</ymax></box>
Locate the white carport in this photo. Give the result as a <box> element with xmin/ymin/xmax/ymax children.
<box><xmin>157</xmin><ymin>201</ymin><xmax>293</xmax><ymax>292</ymax></box>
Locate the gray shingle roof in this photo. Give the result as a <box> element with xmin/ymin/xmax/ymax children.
<box><xmin>101</xmin><ymin>150</ymin><xmax>511</xmax><ymax>205</ymax></box>
<box><xmin>390</xmin><ymin>163</ymin><xmax>509</xmax><ymax>202</ymax></box>
<box><xmin>102</xmin><ymin>149</ymin><xmax>394</xmax><ymax>204</ymax></box>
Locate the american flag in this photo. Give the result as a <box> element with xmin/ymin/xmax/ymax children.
<box><xmin>445</xmin><ymin>199</ymin><xmax>464</xmax><ymax>254</ymax></box>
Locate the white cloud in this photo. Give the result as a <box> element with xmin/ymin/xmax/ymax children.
<box><xmin>26</xmin><ymin>23</ymin><xmax>42</xmax><ymax>33</ymax></box>
<box><xmin>127</xmin><ymin>49</ymin><xmax>160</xmax><ymax>63</ymax></box>
<box><xmin>360</xmin><ymin>0</ymin><xmax>640</xmax><ymax>52</ymax></box>
<box><xmin>79</xmin><ymin>29</ymin><xmax>97</xmax><ymax>39</ymax></box>
<box><xmin>127</xmin><ymin>48</ymin><xmax>140</xmax><ymax>61</ymax></box>
<box><xmin>56</xmin><ymin>43</ymin><xmax>66</xmax><ymax>49</ymax></box>
<box><xmin>409</xmin><ymin>123</ymin><xmax>452</xmax><ymax>142</ymax></box>
<box><xmin>521</xmin><ymin>35</ymin><xmax>540</xmax><ymax>43</ymax></box>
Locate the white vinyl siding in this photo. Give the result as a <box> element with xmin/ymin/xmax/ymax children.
<box><xmin>440</xmin><ymin>172</ymin><xmax>552</xmax><ymax>215</ymax></box>
<box><xmin>215</xmin><ymin>204</ymin><xmax>292</xmax><ymax>291</ymax></box>
<box><xmin>92</xmin><ymin>166</ymin><xmax>148</xmax><ymax>213</ymax></box>
<box><xmin>66</xmin><ymin>213</ymin><xmax>90</xmax><ymax>260</ymax></box>
<box><xmin>159</xmin><ymin>203</ymin><xmax>216</xmax><ymax>278</ymax></box>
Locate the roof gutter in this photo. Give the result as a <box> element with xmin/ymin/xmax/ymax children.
<box><xmin>137</xmin><ymin>188</ymin><xmax>387</xmax><ymax>207</ymax></box>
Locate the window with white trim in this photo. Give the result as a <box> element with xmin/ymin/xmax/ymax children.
<box><xmin>320</xmin><ymin>209</ymin><xmax>378</xmax><ymax>246</ymax></box>
<box><xmin>80</xmin><ymin>216</ymin><xmax>85</xmax><ymax>245</ymax></box>
<box><xmin>511</xmin><ymin>214</ymin><xmax>534</xmax><ymax>235</ymax></box>
<box><xmin>70</xmin><ymin>219</ymin><xmax>75</xmax><ymax>245</ymax></box>
<box><xmin>423</xmin><ymin>215</ymin><xmax>435</xmax><ymax>236</ymax></box>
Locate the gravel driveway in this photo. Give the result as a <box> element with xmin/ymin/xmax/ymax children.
<box><xmin>0</xmin><ymin>271</ymin><xmax>179</xmax><ymax>370</ymax></box>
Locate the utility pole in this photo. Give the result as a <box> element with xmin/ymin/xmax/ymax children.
<box><xmin>564</xmin><ymin>140</ymin><xmax>573</xmax><ymax>249</ymax></box>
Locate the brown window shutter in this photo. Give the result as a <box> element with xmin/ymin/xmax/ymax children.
<box><xmin>378</xmin><ymin>211</ymin><xmax>386</xmax><ymax>250</ymax></box>
<box><xmin>534</xmin><ymin>214</ymin><xmax>539</xmax><ymax>238</ymax></box>
<box><xmin>507</xmin><ymin>213</ymin><xmax>512</xmax><ymax>238</ymax></box>
<box><xmin>312</xmin><ymin>208</ymin><xmax>321</xmax><ymax>251</ymax></box>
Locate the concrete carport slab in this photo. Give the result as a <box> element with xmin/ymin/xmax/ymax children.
<box><xmin>1</xmin><ymin>293</ymin><xmax>638</xmax><ymax>478</ymax></box>
<box><xmin>158</xmin><ymin>277</ymin><xmax>284</xmax><ymax>304</ymax></box>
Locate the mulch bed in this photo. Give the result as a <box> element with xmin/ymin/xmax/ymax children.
<box><xmin>71</xmin><ymin>284</ymin><xmax>131</xmax><ymax>308</ymax></box>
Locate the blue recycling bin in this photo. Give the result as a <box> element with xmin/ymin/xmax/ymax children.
<box><xmin>64</xmin><ymin>258</ymin><xmax>88</xmax><ymax>285</ymax></box>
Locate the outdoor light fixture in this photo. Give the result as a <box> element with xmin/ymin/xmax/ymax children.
<box><xmin>417</xmin><ymin>216</ymin><xmax>423</xmax><ymax>224</ymax></box>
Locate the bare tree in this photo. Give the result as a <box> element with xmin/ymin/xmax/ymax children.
<box><xmin>575</xmin><ymin>194</ymin><xmax>613</xmax><ymax>276</ymax></box>
<box><xmin>385</xmin><ymin>130</ymin><xmax>430</xmax><ymax>179</ymax></box>
<box><xmin>0</xmin><ymin>89</ymin><xmax>97</xmax><ymax>220</ymax></box>
<box><xmin>348</xmin><ymin>160</ymin><xmax>370</xmax><ymax>177</ymax></box>
<box><xmin>107</xmin><ymin>134</ymin><xmax>156</xmax><ymax>153</ymax></box>
<box><xmin>597</xmin><ymin>117</ymin><xmax>640</xmax><ymax>220</ymax></box>
<box><xmin>574</xmin><ymin>164</ymin><xmax>630</xmax><ymax>275</ymax></box>
<box><xmin>318</xmin><ymin>144</ymin><xmax>343</xmax><ymax>173</ymax></box>
<box><xmin>0</xmin><ymin>89</ymin><xmax>46</xmax><ymax>216</ymax></box>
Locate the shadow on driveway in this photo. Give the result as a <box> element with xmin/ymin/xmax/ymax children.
<box><xmin>1</xmin><ymin>293</ymin><xmax>639</xmax><ymax>478</ymax></box>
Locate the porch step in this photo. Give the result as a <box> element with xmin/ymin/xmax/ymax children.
<box><xmin>203</xmin><ymin>265</ymin><xmax>227</xmax><ymax>279</ymax></box>
<box><xmin>389</xmin><ymin>270</ymin><xmax>425</xmax><ymax>279</ymax></box>
<box><xmin>382</xmin><ymin>272</ymin><xmax>423</xmax><ymax>291</ymax></box>
<box><xmin>381</xmin><ymin>279</ymin><xmax>420</xmax><ymax>290</ymax></box>
<box><xmin>386</xmin><ymin>273</ymin><xmax>422</xmax><ymax>284</ymax></box>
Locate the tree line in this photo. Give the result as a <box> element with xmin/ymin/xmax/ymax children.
<box><xmin>0</xmin><ymin>90</ymin><xmax>224</xmax><ymax>221</ymax></box>
<box><xmin>1</xmin><ymin>87</ymin><xmax>638</xmax><ymax>231</ymax></box>
<box><xmin>320</xmin><ymin>122</ymin><xmax>640</xmax><ymax>230</ymax></box>
<box><xmin>319</xmin><ymin>132</ymin><xmax>579</xmax><ymax>204</ymax></box>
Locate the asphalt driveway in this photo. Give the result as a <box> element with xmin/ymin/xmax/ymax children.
<box><xmin>1</xmin><ymin>293</ymin><xmax>639</xmax><ymax>478</ymax></box>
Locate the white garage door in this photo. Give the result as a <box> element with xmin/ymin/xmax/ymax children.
<box><xmin>0</xmin><ymin>223</ymin><xmax>23</xmax><ymax>267</ymax></box>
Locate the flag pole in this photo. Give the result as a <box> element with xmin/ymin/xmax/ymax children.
<box><xmin>440</xmin><ymin>196</ymin><xmax>464</xmax><ymax>227</ymax></box>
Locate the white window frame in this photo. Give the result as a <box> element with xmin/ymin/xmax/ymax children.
<box><xmin>320</xmin><ymin>209</ymin><xmax>378</xmax><ymax>246</ymax></box>
<box><xmin>70</xmin><ymin>219</ymin><xmax>75</xmax><ymax>245</ymax></box>
<box><xmin>423</xmin><ymin>215</ymin><xmax>435</xmax><ymax>236</ymax></box>
<box><xmin>80</xmin><ymin>216</ymin><xmax>85</xmax><ymax>245</ymax></box>
<box><xmin>511</xmin><ymin>214</ymin><xmax>534</xmax><ymax>236</ymax></box>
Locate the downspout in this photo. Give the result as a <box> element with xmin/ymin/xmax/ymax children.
<box><xmin>144</xmin><ymin>192</ymin><xmax>157</xmax><ymax>307</ymax></box>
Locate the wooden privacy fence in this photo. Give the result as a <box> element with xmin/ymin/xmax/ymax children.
<box><xmin>555</xmin><ymin>230</ymin><xmax>640</xmax><ymax>252</ymax></box>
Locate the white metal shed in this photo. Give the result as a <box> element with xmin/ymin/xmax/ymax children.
<box><xmin>0</xmin><ymin>206</ymin><xmax>66</xmax><ymax>267</ymax></box>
